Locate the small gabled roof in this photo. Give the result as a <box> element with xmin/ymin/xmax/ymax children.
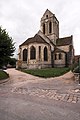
<box><xmin>41</xmin><ymin>9</ymin><xmax>54</xmax><ymax>18</ymax></box>
<box><xmin>54</xmin><ymin>47</ymin><xmax>66</xmax><ymax>53</ymax></box>
<box><xmin>56</xmin><ymin>35</ymin><xmax>73</xmax><ymax>46</ymax></box>
<box><xmin>19</xmin><ymin>34</ymin><xmax>49</xmax><ymax>47</ymax></box>
<box><xmin>41</xmin><ymin>9</ymin><xmax>54</xmax><ymax>20</ymax></box>
<box><xmin>41</xmin><ymin>9</ymin><xmax>59</xmax><ymax>23</ymax></box>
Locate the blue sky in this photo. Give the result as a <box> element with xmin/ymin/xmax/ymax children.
<box><xmin>0</xmin><ymin>0</ymin><xmax>80</xmax><ymax>57</ymax></box>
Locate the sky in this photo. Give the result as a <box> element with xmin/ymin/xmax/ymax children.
<box><xmin>0</xmin><ymin>0</ymin><xmax>80</xmax><ymax>58</ymax></box>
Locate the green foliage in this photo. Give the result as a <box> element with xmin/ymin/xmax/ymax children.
<box><xmin>0</xmin><ymin>70</ymin><xmax>9</xmax><ymax>80</ymax></box>
<box><xmin>73</xmin><ymin>66</ymin><xmax>80</xmax><ymax>73</ymax></box>
<box><xmin>21</xmin><ymin>68</ymin><xmax>70</xmax><ymax>78</ymax></box>
<box><xmin>8</xmin><ymin>58</ymin><xmax>17</xmax><ymax>67</ymax></box>
<box><xmin>0</xmin><ymin>26</ymin><xmax>15</xmax><ymax>68</ymax></box>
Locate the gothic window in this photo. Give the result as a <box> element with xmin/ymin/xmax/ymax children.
<box><xmin>44</xmin><ymin>47</ymin><xmax>48</xmax><ymax>61</ymax></box>
<box><xmin>55</xmin><ymin>54</ymin><xmax>57</xmax><ymax>60</ymax></box>
<box><xmin>46</xmin><ymin>15</ymin><xmax>48</xmax><ymax>18</ymax></box>
<box><xmin>39</xmin><ymin>46</ymin><xmax>41</xmax><ymax>60</ymax></box>
<box><xmin>23</xmin><ymin>49</ymin><xmax>28</xmax><ymax>61</ymax></box>
<box><xmin>59</xmin><ymin>53</ymin><xmax>62</xmax><ymax>59</ymax></box>
<box><xmin>49</xmin><ymin>21</ymin><xmax>52</xmax><ymax>33</ymax></box>
<box><xmin>30</xmin><ymin>46</ymin><xmax>36</xmax><ymax>59</ymax></box>
<box><xmin>43</xmin><ymin>23</ymin><xmax>45</xmax><ymax>34</ymax></box>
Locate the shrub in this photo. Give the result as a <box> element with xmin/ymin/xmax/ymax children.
<box><xmin>0</xmin><ymin>70</ymin><xmax>9</xmax><ymax>80</ymax></box>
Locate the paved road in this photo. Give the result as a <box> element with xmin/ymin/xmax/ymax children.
<box><xmin>0</xmin><ymin>68</ymin><xmax>80</xmax><ymax>120</ymax></box>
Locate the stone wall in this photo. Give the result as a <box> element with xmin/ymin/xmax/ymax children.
<box><xmin>18</xmin><ymin>43</ymin><xmax>52</xmax><ymax>69</ymax></box>
<box><xmin>40</xmin><ymin>9</ymin><xmax>59</xmax><ymax>44</ymax></box>
<box><xmin>57</xmin><ymin>45</ymin><xmax>69</xmax><ymax>52</ymax></box>
<box><xmin>54</xmin><ymin>52</ymin><xmax>66</xmax><ymax>67</ymax></box>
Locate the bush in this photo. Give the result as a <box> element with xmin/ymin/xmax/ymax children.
<box><xmin>73</xmin><ymin>66</ymin><xmax>80</xmax><ymax>73</ymax></box>
<box><xmin>0</xmin><ymin>70</ymin><xmax>9</xmax><ymax>80</ymax></box>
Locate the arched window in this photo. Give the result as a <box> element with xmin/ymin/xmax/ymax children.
<box><xmin>43</xmin><ymin>23</ymin><xmax>45</xmax><ymax>34</ymax></box>
<box><xmin>23</xmin><ymin>49</ymin><xmax>28</xmax><ymax>61</ymax></box>
<box><xmin>59</xmin><ymin>53</ymin><xmax>62</xmax><ymax>59</ymax></box>
<box><xmin>39</xmin><ymin>46</ymin><xmax>41</xmax><ymax>60</ymax></box>
<box><xmin>30</xmin><ymin>46</ymin><xmax>36</xmax><ymax>59</ymax></box>
<box><xmin>49</xmin><ymin>21</ymin><xmax>52</xmax><ymax>33</ymax></box>
<box><xmin>46</xmin><ymin>15</ymin><xmax>48</xmax><ymax>18</ymax></box>
<box><xmin>44</xmin><ymin>47</ymin><xmax>48</xmax><ymax>61</ymax></box>
<box><xmin>55</xmin><ymin>54</ymin><xmax>57</xmax><ymax>60</ymax></box>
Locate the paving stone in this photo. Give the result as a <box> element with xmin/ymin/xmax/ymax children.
<box><xmin>67</xmin><ymin>95</ymin><xmax>73</xmax><ymax>102</ymax></box>
<box><xmin>72</xmin><ymin>100</ymin><xmax>77</xmax><ymax>103</ymax></box>
<box><xmin>57</xmin><ymin>95</ymin><xmax>62</xmax><ymax>100</ymax></box>
<box><xmin>60</xmin><ymin>94</ymin><xmax>66</xmax><ymax>101</ymax></box>
<box><xmin>39</xmin><ymin>95</ymin><xmax>45</xmax><ymax>98</ymax></box>
<box><xmin>46</xmin><ymin>92</ymin><xmax>54</xmax><ymax>98</ymax></box>
<box><xmin>49</xmin><ymin>94</ymin><xmax>56</xmax><ymax>99</ymax></box>
<box><xmin>62</xmin><ymin>94</ymin><xmax>69</xmax><ymax>102</ymax></box>
<box><xmin>72</xmin><ymin>96</ymin><xmax>78</xmax><ymax>103</ymax></box>
<box><xmin>77</xmin><ymin>97</ymin><xmax>80</xmax><ymax>103</ymax></box>
<box><xmin>13</xmin><ymin>87</ymin><xmax>79</xmax><ymax>104</ymax></box>
<box><xmin>29</xmin><ymin>92</ymin><xmax>36</xmax><ymax>96</ymax></box>
<box><xmin>53</xmin><ymin>94</ymin><xmax>59</xmax><ymax>100</ymax></box>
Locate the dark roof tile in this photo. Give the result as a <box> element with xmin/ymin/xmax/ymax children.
<box><xmin>19</xmin><ymin>34</ymin><xmax>48</xmax><ymax>47</ymax></box>
<box><xmin>54</xmin><ymin>47</ymin><xmax>66</xmax><ymax>53</ymax></box>
<box><xmin>56</xmin><ymin>36</ymin><xmax>73</xmax><ymax>46</ymax></box>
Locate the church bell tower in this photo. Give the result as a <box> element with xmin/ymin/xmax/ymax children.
<box><xmin>40</xmin><ymin>9</ymin><xmax>59</xmax><ymax>44</ymax></box>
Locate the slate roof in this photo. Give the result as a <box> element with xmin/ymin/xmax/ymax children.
<box><xmin>19</xmin><ymin>34</ymin><xmax>48</xmax><ymax>47</ymax></box>
<box><xmin>54</xmin><ymin>47</ymin><xmax>66</xmax><ymax>53</ymax></box>
<box><xmin>56</xmin><ymin>35</ymin><xmax>73</xmax><ymax>46</ymax></box>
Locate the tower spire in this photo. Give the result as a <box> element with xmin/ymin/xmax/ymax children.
<box><xmin>40</xmin><ymin>9</ymin><xmax>59</xmax><ymax>44</ymax></box>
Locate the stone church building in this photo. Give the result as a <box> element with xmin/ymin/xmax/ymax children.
<box><xmin>17</xmin><ymin>9</ymin><xmax>74</xmax><ymax>69</ymax></box>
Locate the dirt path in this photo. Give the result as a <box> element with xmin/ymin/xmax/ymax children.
<box><xmin>0</xmin><ymin>68</ymin><xmax>80</xmax><ymax>120</ymax></box>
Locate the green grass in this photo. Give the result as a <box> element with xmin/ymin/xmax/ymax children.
<box><xmin>21</xmin><ymin>67</ymin><xmax>70</xmax><ymax>78</ymax></box>
<box><xmin>0</xmin><ymin>70</ymin><xmax>9</xmax><ymax>80</ymax></box>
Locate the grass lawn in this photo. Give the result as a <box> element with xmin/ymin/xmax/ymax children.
<box><xmin>21</xmin><ymin>67</ymin><xmax>70</xmax><ymax>78</ymax></box>
<box><xmin>0</xmin><ymin>70</ymin><xmax>9</xmax><ymax>80</ymax></box>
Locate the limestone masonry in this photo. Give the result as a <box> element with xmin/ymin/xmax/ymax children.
<box><xmin>17</xmin><ymin>9</ymin><xmax>74</xmax><ymax>69</ymax></box>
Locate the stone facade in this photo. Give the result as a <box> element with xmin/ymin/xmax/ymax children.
<box><xmin>17</xmin><ymin>9</ymin><xmax>74</xmax><ymax>69</ymax></box>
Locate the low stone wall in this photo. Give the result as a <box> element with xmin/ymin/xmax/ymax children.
<box><xmin>27</xmin><ymin>64</ymin><xmax>52</xmax><ymax>69</ymax></box>
<box><xmin>74</xmin><ymin>73</ymin><xmax>80</xmax><ymax>83</ymax></box>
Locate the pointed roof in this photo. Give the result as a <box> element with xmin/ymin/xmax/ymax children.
<box><xmin>19</xmin><ymin>34</ymin><xmax>49</xmax><ymax>47</ymax></box>
<box><xmin>37</xmin><ymin>30</ymin><xmax>55</xmax><ymax>46</ymax></box>
<box><xmin>20</xmin><ymin>30</ymin><xmax>56</xmax><ymax>47</ymax></box>
<box><xmin>41</xmin><ymin>9</ymin><xmax>59</xmax><ymax>23</ymax></box>
<box><xmin>54</xmin><ymin>47</ymin><xmax>66</xmax><ymax>53</ymax></box>
<box><xmin>41</xmin><ymin>9</ymin><xmax>55</xmax><ymax>20</ymax></box>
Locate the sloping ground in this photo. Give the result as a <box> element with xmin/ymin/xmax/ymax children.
<box><xmin>58</xmin><ymin>71</ymin><xmax>75</xmax><ymax>81</ymax></box>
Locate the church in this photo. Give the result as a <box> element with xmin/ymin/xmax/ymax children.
<box><xmin>17</xmin><ymin>9</ymin><xmax>74</xmax><ymax>69</ymax></box>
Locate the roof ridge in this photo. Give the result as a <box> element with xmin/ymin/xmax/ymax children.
<box><xmin>59</xmin><ymin>35</ymin><xmax>73</xmax><ymax>39</ymax></box>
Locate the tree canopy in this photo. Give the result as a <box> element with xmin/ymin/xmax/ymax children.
<box><xmin>0</xmin><ymin>26</ymin><xmax>15</xmax><ymax>68</ymax></box>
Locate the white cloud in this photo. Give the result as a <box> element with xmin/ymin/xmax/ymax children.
<box><xmin>0</xmin><ymin>0</ymin><xmax>80</xmax><ymax>57</ymax></box>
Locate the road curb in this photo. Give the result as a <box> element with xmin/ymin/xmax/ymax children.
<box><xmin>0</xmin><ymin>78</ymin><xmax>9</xmax><ymax>84</ymax></box>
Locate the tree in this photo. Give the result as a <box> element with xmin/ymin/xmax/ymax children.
<box><xmin>8</xmin><ymin>58</ymin><xmax>17</xmax><ymax>68</ymax></box>
<box><xmin>0</xmin><ymin>26</ymin><xmax>15</xmax><ymax>68</ymax></box>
